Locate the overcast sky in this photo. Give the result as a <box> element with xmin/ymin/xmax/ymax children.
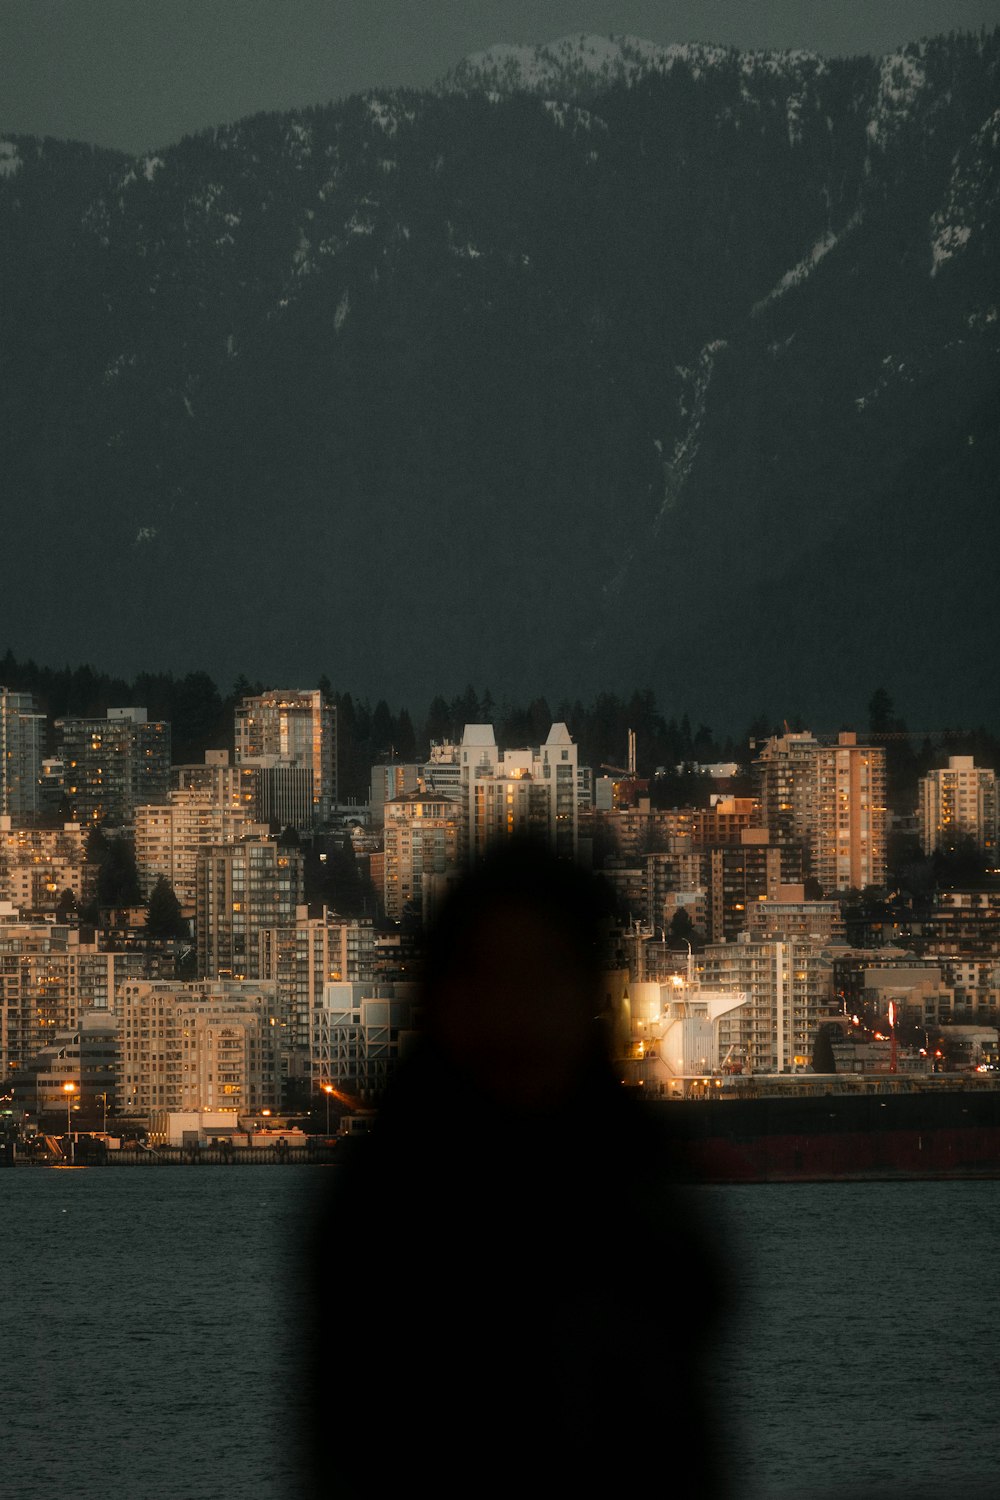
<box><xmin>6</xmin><ymin>0</ymin><xmax>1000</xmax><ymax>154</ymax></box>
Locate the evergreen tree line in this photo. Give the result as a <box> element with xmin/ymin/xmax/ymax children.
<box><xmin>0</xmin><ymin>649</ymin><xmax>233</xmax><ymax>765</ymax></box>
<box><xmin>5</xmin><ymin>650</ymin><xmax>1000</xmax><ymax>815</ymax></box>
<box><xmin>50</xmin><ymin>827</ymin><xmax>189</xmax><ymax>938</ymax></box>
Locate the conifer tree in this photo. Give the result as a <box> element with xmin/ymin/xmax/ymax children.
<box><xmin>145</xmin><ymin>875</ymin><xmax>187</xmax><ymax>939</ymax></box>
<box><xmin>97</xmin><ymin>836</ymin><xmax>142</xmax><ymax>908</ymax></box>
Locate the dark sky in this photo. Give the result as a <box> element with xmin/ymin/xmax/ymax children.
<box><xmin>6</xmin><ymin>0</ymin><xmax>1000</xmax><ymax>153</ymax></box>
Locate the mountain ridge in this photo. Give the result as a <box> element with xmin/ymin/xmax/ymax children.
<box><xmin>1</xmin><ymin>29</ymin><xmax>998</xmax><ymax>729</ymax></box>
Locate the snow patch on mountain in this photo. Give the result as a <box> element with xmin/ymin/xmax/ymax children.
<box><xmin>189</xmin><ymin>183</ymin><xmax>227</xmax><ymax>218</ymax></box>
<box><xmin>288</xmin><ymin>121</ymin><xmax>312</xmax><ymax>160</ymax></box>
<box><xmin>782</xmin><ymin>67</ymin><xmax>829</xmax><ymax>146</ymax></box>
<box><xmin>866</xmin><ymin>46</ymin><xmax>928</xmax><ymax>148</ymax></box>
<box><xmin>785</xmin><ymin>91</ymin><xmax>806</xmax><ymax>146</ymax></box>
<box><xmin>367</xmin><ymin>95</ymin><xmax>416</xmax><ymax>137</ymax></box>
<box><xmin>930</xmin><ymin>220</ymin><xmax>972</xmax><ymax>273</ymax></box>
<box><xmin>448</xmin><ymin>34</ymin><xmax>731</xmax><ymax>95</ymax></box>
<box><xmin>0</xmin><ymin>139</ymin><xmax>21</xmax><ymax>177</ymax></box>
<box><xmin>657</xmin><ymin>339</ymin><xmax>727</xmax><ymax>529</ymax></box>
<box><xmin>542</xmin><ymin>100</ymin><xmax>607</xmax><ymax>133</ymax></box>
<box><xmin>929</xmin><ymin>108</ymin><xmax>1000</xmax><ymax>275</ymax></box>
<box><xmin>855</xmin><ymin>354</ymin><xmax>916</xmax><ymax>411</ymax></box>
<box><xmin>102</xmin><ymin>353</ymin><xmax>136</xmax><ymax>384</ymax></box>
<box><xmin>447</xmin><ymin>32</ymin><xmax>830</xmax><ymax>101</ymax></box>
<box><xmin>451</xmin><ymin>240</ymin><xmax>482</xmax><ymax>259</ymax></box>
<box><xmin>292</xmin><ymin>230</ymin><xmax>312</xmax><ymax>272</ymax></box>
<box><xmin>752</xmin><ymin>214</ymin><xmax>860</xmax><ymax>313</ymax></box>
<box><xmin>105</xmin><ymin>152</ymin><xmax>170</xmax><ymax>203</ymax></box>
<box><xmin>602</xmin><ymin>335</ymin><xmax>727</xmax><ymax>605</ymax></box>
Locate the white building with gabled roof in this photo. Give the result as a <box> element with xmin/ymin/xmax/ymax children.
<box><xmin>459</xmin><ymin>722</ymin><xmax>579</xmax><ymax>862</ymax></box>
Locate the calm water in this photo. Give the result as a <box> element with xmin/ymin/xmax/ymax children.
<box><xmin>3</xmin><ymin>1167</ymin><xmax>999</xmax><ymax>1498</ymax></box>
<box><xmin>704</xmin><ymin>1180</ymin><xmax>1000</xmax><ymax>1498</ymax></box>
<box><xmin>3</xmin><ymin>1166</ymin><xmax>319</xmax><ymax>1500</ymax></box>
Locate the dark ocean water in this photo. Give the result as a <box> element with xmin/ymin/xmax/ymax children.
<box><xmin>2</xmin><ymin>1165</ymin><xmax>319</xmax><ymax>1500</ymax></box>
<box><xmin>3</xmin><ymin>1167</ymin><xmax>998</xmax><ymax>1499</ymax></box>
<box><xmin>703</xmin><ymin>1180</ymin><xmax>1000</xmax><ymax>1499</ymax></box>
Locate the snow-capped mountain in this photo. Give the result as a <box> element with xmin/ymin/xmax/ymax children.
<box><xmin>1</xmin><ymin>31</ymin><xmax>998</xmax><ymax>726</ymax></box>
<box><xmin>445</xmin><ymin>33</ymin><xmax>742</xmax><ymax>93</ymax></box>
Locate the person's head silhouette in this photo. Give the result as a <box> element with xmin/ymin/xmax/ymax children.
<box><xmin>419</xmin><ymin>837</ymin><xmax>615</xmax><ymax>1113</ymax></box>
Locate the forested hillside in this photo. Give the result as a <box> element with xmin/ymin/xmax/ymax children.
<box><xmin>2</xmin><ymin>31</ymin><xmax>998</xmax><ymax>727</ymax></box>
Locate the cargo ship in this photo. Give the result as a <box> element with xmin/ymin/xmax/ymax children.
<box><xmin>651</xmin><ymin>1078</ymin><xmax>1000</xmax><ymax>1183</ymax></box>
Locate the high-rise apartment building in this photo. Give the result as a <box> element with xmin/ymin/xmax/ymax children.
<box><xmin>171</xmin><ymin>749</ymin><xmax>259</xmax><ymax>810</ymax></box>
<box><xmin>745</xmin><ymin>883</ymin><xmax>845</xmax><ymax>944</ymax></box>
<box><xmin>13</xmin><ymin>1010</ymin><xmax>119</xmax><ymax>1119</ymax></box>
<box><xmin>370</xmin><ymin>762</ymin><xmax>423</xmax><ymax>826</ymax></box>
<box><xmin>918</xmin><ymin>756</ymin><xmax>999</xmax><ymax>857</ymax></box>
<box><xmin>0</xmin><ymin>816</ymin><xmax>86</xmax><ymax>915</ymax></box>
<box><xmin>259</xmin><ymin>903</ymin><xmax>375</xmax><ymax>1063</ymax></box>
<box><xmin>753</xmin><ymin>730</ymin><xmax>886</xmax><ymax>893</ymax></box>
<box><xmin>811</xmin><ymin>732</ymin><xmax>887</xmax><ymax>893</ymax></box>
<box><xmin>753</xmin><ymin>731</ymin><xmax>819</xmax><ymax>849</ymax></box>
<box><xmin>118</xmin><ymin>978</ymin><xmax>280</xmax><ymax>1130</ymax></box>
<box><xmin>55</xmin><ymin>707</ymin><xmax>171</xmax><ymax>825</ymax></box>
<box><xmin>134</xmin><ymin>790</ymin><xmax>268</xmax><ymax>911</ymax></box>
<box><xmin>234</xmin><ymin>690</ymin><xmax>336</xmax><ymax>829</ymax></box>
<box><xmin>593</xmin><ymin>797</ymin><xmax>759</xmax><ymax>863</ymax></box>
<box><xmin>644</xmin><ymin>850</ymin><xmax>708</xmax><ymax>932</ymax></box>
<box><xmin>0</xmin><ymin>903</ymin><xmax>145</xmax><ymax>1081</ymax></box>
<box><xmin>701</xmin><ymin>936</ymin><xmax>837</xmax><ymax>1075</ymax></box>
<box><xmin>0</xmin><ymin>687</ymin><xmax>45</xmax><ymax>820</ymax></box>
<box><xmin>383</xmin><ymin>791</ymin><xmax>462</xmax><ymax>921</ymax></box>
<box><xmin>422</xmin><ymin>742</ymin><xmax>462</xmax><ymax>801</ymax></box>
<box><xmin>195</xmin><ymin>838</ymin><xmax>303</xmax><ymax>981</ymax></box>
<box><xmin>705</xmin><ymin>831</ymin><xmax>796</xmax><ymax>943</ymax></box>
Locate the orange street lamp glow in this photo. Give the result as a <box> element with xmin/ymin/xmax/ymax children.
<box><xmin>63</xmin><ymin>1081</ymin><xmax>77</xmax><ymax>1161</ymax></box>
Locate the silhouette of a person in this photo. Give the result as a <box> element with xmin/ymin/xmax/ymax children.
<box><xmin>302</xmin><ymin>838</ymin><xmax>725</xmax><ymax>1497</ymax></box>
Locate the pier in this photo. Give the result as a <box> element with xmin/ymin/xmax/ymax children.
<box><xmin>10</xmin><ymin>1139</ymin><xmax>343</xmax><ymax>1167</ymax></box>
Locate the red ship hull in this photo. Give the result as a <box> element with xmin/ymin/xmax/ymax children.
<box><xmin>656</xmin><ymin>1086</ymin><xmax>1000</xmax><ymax>1183</ymax></box>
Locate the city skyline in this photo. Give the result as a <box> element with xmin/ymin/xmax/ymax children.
<box><xmin>3</xmin><ymin>15</ymin><xmax>998</xmax><ymax>1486</ymax></box>
<box><xmin>4</xmin><ymin>683</ymin><xmax>1000</xmax><ymax>1133</ymax></box>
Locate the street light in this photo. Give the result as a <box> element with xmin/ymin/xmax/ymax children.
<box><xmin>321</xmin><ymin>1083</ymin><xmax>335</xmax><ymax>1136</ymax></box>
<box><xmin>63</xmin><ymin>1081</ymin><xmax>76</xmax><ymax>1164</ymax></box>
